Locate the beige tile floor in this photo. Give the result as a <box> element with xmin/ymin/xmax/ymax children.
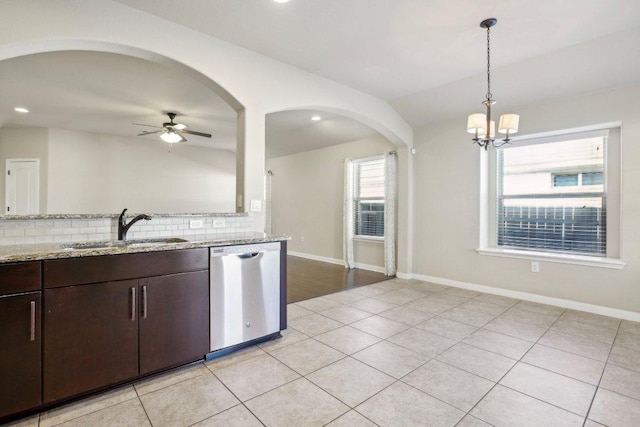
<box><xmin>7</xmin><ymin>278</ymin><xmax>640</xmax><ymax>427</ymax></box>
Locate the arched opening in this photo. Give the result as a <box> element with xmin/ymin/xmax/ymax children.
<box><xmin>265</xmin><ymin>108</ymin><xmax>396</xmax><ymax>302</ymax></box>
<box><xmin>0</xmin><ymin>42</ymin><xmax>245</xmax><ymax>215</ymax></box>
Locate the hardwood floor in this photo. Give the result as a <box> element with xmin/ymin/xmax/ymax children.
<box><xmin>287</xmin><ymin>255</ymin><xmax>390</xmax><ymax>303</ymax></box>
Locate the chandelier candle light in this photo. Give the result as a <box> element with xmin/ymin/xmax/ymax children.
<box><xmin>467</xmin><ymin>18</ymin><xmax>519</xmax><ymax>149</ymax></box>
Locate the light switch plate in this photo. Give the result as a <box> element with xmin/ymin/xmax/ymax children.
<box><xmin>250</xmin><ymin>200</ymin><xmax>262</xmax><ymax>212</ymax></box>
<box><xmin>189</xmin><ymin>219</ymin><xmax>204</xmax><ymax>229</ymax></box>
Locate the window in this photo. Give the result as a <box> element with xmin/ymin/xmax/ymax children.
<box><xmin>497</xmin><ymin>133</ymin><xmax>606</xmax><ymax>256</ymax></box>
<box><xmin>553</xmin><ymin>174</ymin><xmax>578</xmax><ymax>187</ymax></box>
<box><xmin>353</xmin><ymin>157</ymin><xmax>385</xmax><ymax>237</ymax></box>
<box><xmin>552</xmin><ymin>172</ymin><xmax>603</xmax><ymax>188</ymax></box>
<box><xmin>582</xmin><ymin>172</ymin><xmax>603</xmax><ymax>186</ymax></box>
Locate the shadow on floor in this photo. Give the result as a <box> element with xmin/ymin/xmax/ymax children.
<box><xmin>287</xmin><ymin>255</ymin><xmax>391</xmax><ymax>303</ymax></box>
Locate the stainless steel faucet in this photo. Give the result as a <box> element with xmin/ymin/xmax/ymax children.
<box><xmin>117</xmin><ymin>208</ymin><xmax>152</xmax><ymax>240</ymax></box>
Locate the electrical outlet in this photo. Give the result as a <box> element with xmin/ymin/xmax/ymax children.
<box><xmin>189</xmin><ymin>219</ymin><xmax>204</xmax><ymax>229</ymax></box>
<box><xmin>212</xmin><ymin>218</ymin><xmax>225</xmax><ymax>228</ymax></box>
<box><xmin>301</xmin><ymin>235</ymin><xmax>305</xmax><ymax>242</ymax></box>
<box><xmin>250</xmin><ymin>200</ymin><xmax>262</xmax><ymax>212</ymax></box>
<box><xmin>531</xmin><ymin>261</ymin><xmax>540</xmax><ymax>273</ymax></box>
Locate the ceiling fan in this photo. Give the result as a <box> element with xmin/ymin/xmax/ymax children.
<box><xmin>133</xmin><ymin>112</ymin><xmax>212</xmax><ymax>143</ymax></box>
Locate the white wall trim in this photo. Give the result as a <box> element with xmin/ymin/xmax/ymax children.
<box><xmin>409</xmin><ymin>273</ymin><xmax>640</xmax><ymax>322</ymax></box>
<box><xmin>287</xmin><ymin>250</ymin><xmax>386</xmax><ymax>274</ymax></box>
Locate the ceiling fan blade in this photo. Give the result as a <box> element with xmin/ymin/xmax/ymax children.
<box><xmin>180</xmin><ymin>129</ymin><xmax>212</xmax><ymax>138</ymax></box>
<box><xmin>174</xmin><ymin>123</ymin><xmax>187</xmax><ymax>130</ymax></box>
<box><xmin>137</xmin><ymin>130</ymin><xmax>162</xmax><ymax>136</ymax></box>
<box><xmin>132</xmin><ymin>123</ymin><xmax>162</xmax><ymax>128</ymax></box>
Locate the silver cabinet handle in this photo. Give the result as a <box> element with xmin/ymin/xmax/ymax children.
<box><xmin>30</xmin><ymin>300</ymin><xmax>36</xmax><ymax>341</ymax></box>
<box><xmin>141</xmin><ymin>285</ymin><xmax>148</xmax><ymax>319</ymax></box>
<box><xmin>130</xmin><ymin>287</ymin><xmax>136</xmax><ymax>321</ymax></box>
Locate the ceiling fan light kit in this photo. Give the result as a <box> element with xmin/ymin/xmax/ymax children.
<box><xmin>134</xmin><ymin>112</ymin><xmax>212</xmax><ymax>144</ymax></box>
<box><xmin>467</xmin><ymin>18</ymin><xmax>520</xmax><ymax>150</ymax></box>
<box><xmin>160</xmin><ymin>130</ymin><xmax>186</xmax><ymax>144</ymax></box>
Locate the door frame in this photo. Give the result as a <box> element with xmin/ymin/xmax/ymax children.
<box><xmin>5</xmin><ymin>158</ymin><xmax>40</xmax><ymax>215</ymax></box>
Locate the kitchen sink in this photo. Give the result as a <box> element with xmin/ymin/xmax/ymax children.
<box><xmin>60</xmin><ymin>238</ymin><xmax>188</xmax><ymax>250</ymax></box>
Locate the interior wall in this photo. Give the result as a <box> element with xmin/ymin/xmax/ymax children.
<box><xmin>267</xmin><ymin>135</ymin><xmax>396</xmax><ymax>268</ymax></box>
<box><xmin>414</xmin><ymin>84</ymin><xmax>640</xmax><ymax>313</ymax></box>
<box><xmin>0</xmin><ymin>127</ymin><xmax>49</xmax><ymax>213</ymax></box>
<box><xmin>2</xmin><ymin>0</ymin><xmax>413</xmax><ymax>233</ymax></box>
<box><xmin>46</xmin><ymin>128</ymin><xmax>235</xmax><ymax>214</ymax></box>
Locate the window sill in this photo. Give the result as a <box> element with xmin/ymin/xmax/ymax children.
<box><xmin>476</xmin><ymin>247</ymin><xmax>625</xmax><ymax>270</ymax></box>
<box><xmin>354</xmin><ymin>235</ymin><xmax>384</xmax><ymax>243</ymax></box>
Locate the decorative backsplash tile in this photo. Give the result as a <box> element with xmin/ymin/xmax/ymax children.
<box><xmin>0</xmin><ymin>214</ymin><xmax>255</xmax><ymax>246</ymax></box>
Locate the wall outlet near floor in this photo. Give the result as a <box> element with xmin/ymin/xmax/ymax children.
<box><xmin>212</xmin><ymin>218</ymin><xmax>225</xmax><ymax>228</ymax></box>
<box><xmin>531</xmin><ymin>261</ymin><xmax>540</xmax><ymax>273</ymax></box>
<box><xmin>189</xmin><ymin>219</ymin><xmax>204</xmax><ymax>229</ymax></box>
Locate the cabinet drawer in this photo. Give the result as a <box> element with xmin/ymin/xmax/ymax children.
<box><xmin>0</xmin><ymin>262</ymin><xmax>41</xmax><ymax>295</ymax></box>
<box><xmin>43</xmin><ymin>248</ymin><xmax>208</xmax><ymax>288</ymax></box>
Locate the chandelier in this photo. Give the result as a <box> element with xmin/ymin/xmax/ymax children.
<box><xmin>467</xmin><ymin>18</ymin><xmax>519</xmax><ymax>149</ymax></box>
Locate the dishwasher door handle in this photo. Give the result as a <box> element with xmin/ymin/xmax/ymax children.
<box><xmin>237</xmin><ymin>252</ymin><xmax>260</xmax><ymax>259</ymax></box>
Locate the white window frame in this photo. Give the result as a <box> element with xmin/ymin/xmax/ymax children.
<box><xmin>353</xmin><ymin>155</ymin><xmax>385</xmax><ymax>242</ymax></box>
<box><xmin>477</xmin><ymin>123</ymin><xmax>625</xmax><ymax>269</ymax></box>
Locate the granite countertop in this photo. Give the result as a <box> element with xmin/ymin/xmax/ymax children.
<box><xmin>0</xmin><ymin>233</ymin><xmax>290</xmax><ymax>263</ymax></box>
<box><xmin>0</xmin><ymin>212</ymin><xmax>248</xmax><ymax>220</ymax></box>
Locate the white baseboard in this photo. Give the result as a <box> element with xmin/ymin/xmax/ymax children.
<box><xmin>287</xmin><ymin>251</ymin><xmax>386</xmax><ymax>274</ymax></box>
<box><xmin>411</xmin><ymin>273</ymin><xmax>640</xmax><ymax>322</ymax></box>
<box><xmin>284</xmin><ymin>253</ymin><xmax>639</xmax><ymax>321</ymax></box>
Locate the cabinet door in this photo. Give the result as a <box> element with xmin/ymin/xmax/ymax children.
<box><xmin>0</xmin><ymin>292</ymin><xmax>41</xmax><ymax>418</ymax></box>
<box><xmin>43</xmin><ymin>280</ymin><xmax>138</xmax><ymax>403</ymax></box>
<box><xmin>139</xmin><ymin>271</ymin><xmax>209</xmax><ymax>375</ymax></box>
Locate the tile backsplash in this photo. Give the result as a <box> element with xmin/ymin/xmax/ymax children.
<box><xmin>0</xmin><ymin>214</ymin><xmax>255</xmax><ymax>246</ymax></box>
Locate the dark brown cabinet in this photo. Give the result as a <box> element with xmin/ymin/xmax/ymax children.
<box><xmin>0</xmin><ymin>292</ymin><xmax>42</xmax><ymax>419</ymax></box>
<box><xmin>43</xmin><ymin>280</ymin><xmax>139</xmax><ymax>403</ymax></box>
<box><xmin>139</xmin><ymin>271</ymin><xmax>209</xmax><ymax>375</ymax></box>
<box><xmin>42</xmin><ymin>249</ymin><xmax>210</xmax><ymax>403</ymax></box>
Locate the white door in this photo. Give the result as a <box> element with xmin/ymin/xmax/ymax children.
<box><xmin>6</xmin><ymin>159</ymin><xmax>40</xmax><ymax>215</ymax></box>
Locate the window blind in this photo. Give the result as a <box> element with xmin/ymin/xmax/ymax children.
<box><xmin>354</xmin><ymin>157</ymin><xmax>385</xmax><ymax>237</ymax></box>
<box><xmin>497</xmin><ymin>135</ymin><xmax>606</xmax><ymax>256</ymax></box>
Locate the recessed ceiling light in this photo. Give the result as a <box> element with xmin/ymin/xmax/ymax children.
<box><xmin>14</xmin><ymin>107</ymin><xmax>29</xmax><ymax>113</ymax></box>
<box><xmin>311</xmin><ymin>115</ymin><xmax>322</xmax><ymax>121</ymax></box>
<box><xmin>273</xmin><ymin>0</ymin><xmax>289</xmax><ymax>3</ymax></box>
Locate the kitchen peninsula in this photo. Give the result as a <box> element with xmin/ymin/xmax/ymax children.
<box><xmin>0</xmin><ymin>223</ymin><xmax>288</xmax><ymax>423</ymax></box>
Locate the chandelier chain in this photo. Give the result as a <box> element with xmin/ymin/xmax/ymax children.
<box><xmin>486</xmin><ymin>26</ymin><xmax>492</xmax><ymax>100</ymax></box>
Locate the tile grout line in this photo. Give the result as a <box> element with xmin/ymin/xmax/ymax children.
<box><xmin>206</xmin><ymin>357</ymin><xmax>278</xmax><ymax>426</ymax></box>
<box><xmin>458</xmin><ymin>305</ymin><xmax>574</xmax><ymax>424</ymax></box>
<box><xmin>581</xmin><ymin>320</ymin><xmax>622</xmax><ymax>426</ymax></box>
<box><xmin>37</xmin><ymin>386</ymin><xmax>140</xmax><ymax>427</ymax></box>
<box><xmin>490</xmin><ymin>309</ymin><xmax>606</xmax><ymax>419</ymax></box>
<box><xmin>132</xmin><ymin>382</ymin><xmax>154</xmax><ymax>427</ymax></box>
<box><xmin>26</xmin><ymin>282</ymin><xmax>632</xmax><ymax>426</ymax></box>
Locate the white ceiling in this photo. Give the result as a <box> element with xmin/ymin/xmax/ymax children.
<box><xmin>115</xmin><ymin>0</ymin><xmax>640</xmax><ymax>111</ymax></box>
<box><xmin>0</xmin><ymin>51</ymin><xmax>238</xmax><ymax>151</ymax></box>
<box><xmin>265</xmin><ymin>110</ymin><xmax>378</xmax><ymax>158</ymax></box>
<box><xmin>3</xmin><ymin>1</ymin><xmax>640</xmax><ymax>156</ymax></box>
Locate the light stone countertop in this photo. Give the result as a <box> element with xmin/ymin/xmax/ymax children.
<box><xmin>0</xmin><ymin>212</ymin><xmax>248</xmax><ymax>220</ymax></box>
<box><xmin>0</xmin><ymin>233</ymin><xmax>289</xmax><ymax>263</ymax></box>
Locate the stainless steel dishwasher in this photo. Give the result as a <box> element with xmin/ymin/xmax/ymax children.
<box><xmin>210</xmin><ymin>242</ymin><xmax>281</xmax><ymax>352</ymax></box>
